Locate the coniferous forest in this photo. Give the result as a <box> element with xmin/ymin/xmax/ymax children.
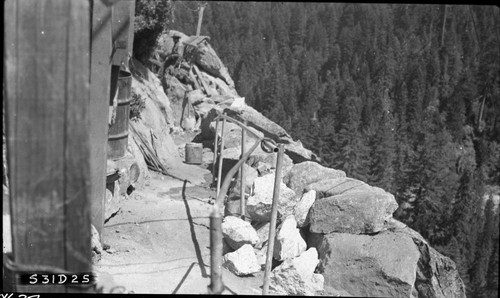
<box><xmin>163</xmin><ymin>2</ymin><xmax>499</xmax><ymax>297</ymax></box>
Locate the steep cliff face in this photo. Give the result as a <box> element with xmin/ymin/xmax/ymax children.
<box><xmin>129</xmin><ymin>29</ymin><xmax>466</xmax><ymax>297</ymax></box>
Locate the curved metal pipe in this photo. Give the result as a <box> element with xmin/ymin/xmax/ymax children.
<box><xmin>261</xmin><ymin>138</ymin><xmax>279</xmax><ymax>153</ymax></box>
<box><xmin>215</xmin><ymin>137</ymin><xmax>280</xmax><ymax>208</ymax></box>
<box><xmin>214</xmin><ymin>112</ymin><xmax>262</xmax><ymax>139</ymax></box>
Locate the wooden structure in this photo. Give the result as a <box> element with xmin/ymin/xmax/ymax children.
<box><xmin>91</xmin><ymin>0</ymin><xmax>135</xmax><ymax>241</ymax></box>
<box><xmin>4</xmin><ymin>0</ymin><xmax>92</xmax><ymax>293</ymax></box>
<box><xmin>4</xmin><ymin>0</ymin><xmax>135</xmax><ymax>292</ymax></box>
<box><xmin>90</xmin><ymin>0</ymin><xmax>113</xmax><ymax>244</ymax></box>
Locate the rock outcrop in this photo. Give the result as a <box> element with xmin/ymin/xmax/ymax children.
<box><xmin>91</xmin><ymin>224</ymin><xmax>103</xmax><ymax>263</ymax></box>
<box><xmin>209</xmin><ymin>120</ymin><xmax>264</xmax><ymax>152</ymax></box>
<box><xmin>130</xmin><ymin>29</ymin><xmax>466</xmax><ymax>297</ymax></box>
<box><xmin>130</xmin><ymin>58</ymin><xmax>175</xmax><ymax>128</ymax></box>
<box><xmin>273</xmin><ymin>216</ymin><xmax>306</xmax><ymax>261</ymax></box>
<box><xmin>254</xmin><ymin>222</ymin><xmax>270</xmax><ymax>250</ymax></box>
<box><xmin>224</xmin><ymin>105</ymin><xmax>317</xmax><ymax>163</ymax></box>
<box><xmin>223</xmin><ymin>244</ymin><xmax>261</xmax><ymax>276</ymax></box>
<box><xmin>130</xmin><ymin>59</ymin><xmax>209</xmax><ymax>185</ymax></box>
<box><xmin>246</xmin><ymin>173</ymin><xmax>297</xmax><ymax>222</ymax></box>
<box><xmin>306</xmin><ymin>176</ymin><xmax>368</xmax><ymax>198</ymax></box>
<box><xmin>309</xmin><ymin>184</ymin><xmax>398</xmax><ymax>234</ymax></box>
<box><xmin>284</xmin><ymin>161</ymin><xmax>346</xmax><ymax>195</ymax></box>
<box><xmin>306</xmin><ymin>219</ymin><xmax>466</xmax><ymax>297</ymax></box>
<box><xmin>221</xmin><ymin>216</ymin><xmax>259</xmax><ymax>250</ymax></box>
<box><xmin>247</xmin><ymin>150</ymin><xmax>294</xmax><ymax>178</ymax></box>
<box><xmin>270</xmin><ymin>248</ymin><xmax>324</xmax><ymax>295</ymax></box>
<box><xmin>294</xmin><ymin>189</ymin><xmax>316</xmax><ymax>227</ymax></box>
<box><xmin>310</xmin><ymin>231</ymin><xmax>421</xmax><ymax>297</ymax></box>
<box><xmin>387</xmin><ymin>219</ymin><xmax>467</xmax><ymax>298</ymax></box>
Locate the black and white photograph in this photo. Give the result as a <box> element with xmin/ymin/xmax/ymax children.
<box><xmin>3</xmin><ymin>1</ymin><xmax>499</xmax><ymax>296</ymax></box>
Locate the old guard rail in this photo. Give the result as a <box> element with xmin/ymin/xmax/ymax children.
<box><xmin>208</xmin><ymin>111</ymin><xmax>283</xmax><ymax>295</ymax></box>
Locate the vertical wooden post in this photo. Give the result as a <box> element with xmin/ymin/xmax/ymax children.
<box><xmin>209</xmin><ymin>204</ymin><xmax>224</xmax><ymax>294</ymax></box>
<box><xmin>4</xmin><ymin>0</ymin><xmax>92</xmax><ymax>293</ymax></box>
<box><xmin>262</xmin><ymin>144</ymin><xmax>285</xmax><ymax>295</ymax></box>
<box><xmin>216</xmin><ymin>115</ymin><xmax>226</xmax><ymax>198</ymax></box>
<box><xmin>196</xmin><ymin>3</ymin><xmax>207</xmax><ymax>36</ymax></box>
<box><xmin>240</xmin><ymin>120</ymin><xmax>247</xmax><ymax>220</ymax></box>
<box><xmin>212</xmin><ymin>119</ymin><xmax>220</xmax><ymax>188</ymax></box>
<box><xmin>109</xmin><ymin>0</ymin><xmax>135</xmax><ymax>129</ymax></box>
<box><xmin>89</xmin><ymin>0</ymin><xmax>113</xmax><ymax>243</ymax></box>
<box><xmin>127</xmin><ymin>0</ymin><xmax>136</xmax><ymax>63</ymax></box>
<box><xmin>111</xmin><ymin>0</ymin><xmax>133</xmax><ymax>68</ymax></box>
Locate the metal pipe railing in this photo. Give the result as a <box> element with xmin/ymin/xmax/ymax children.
<box><xmin>211</xmin><ymin>118</ymin><xmax>220</xmax><ymax>188</ymax></box>
<box><xmin>240</xmin><ymin>119</ymin><xmax>247</xmax><ymax>220</ymax></box>
<box><xmin>262</xmin><ymin>143</ymin><xmax>285</xmax><ymax>295</ymax></box>
<box><xmin>215</xmin><ymin>136</ymin><xmax>264</xmax><ymax>208</ymax></box>
<box><xmin>208</xmin><ymin>112</ymin><xmax>285</xmax><ymax>296</ymax></box>
<box><xmin>209</xmin><ymin>204</ymin><xmax>224</xmax><ymax>294</ymax></box>
<box><xmin>214</xmin><ymin>112</ymin><xmax>261</xmax><ymax>139</ymax></box>
<box><xmin>216</xmin><ymin>114</ymin><xmax>227</xmax><ymax>198</ymax></box>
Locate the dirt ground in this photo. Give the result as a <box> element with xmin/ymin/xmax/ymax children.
<box><xmin>94</xmin><ymin>132</ymin><xmax>265</xmax><ymax>295</ymax></box>
<box><xmin>2</xmin><ymin>131</ymin><xmax>266</xmax><ymax>294</ymax></box>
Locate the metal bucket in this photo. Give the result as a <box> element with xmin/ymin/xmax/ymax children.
<box><xmin>108</xmin><ymin>70</ymin><xmax>132</xmax><ymax>160</ymax></box>
<box><xmin>185</xmin><ymin>143</ymin><xmax>203</xmax><ymax>164</ymax></box>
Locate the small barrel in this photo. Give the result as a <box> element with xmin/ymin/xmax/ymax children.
<box><xmin>108</xmin><ymin>70</ymin><xmax>132</xmax><ymax>160</ymax></box>
<box><xmin>185</xmin><ymin>143</ymin><xmax>203</xmax><ymax>164</ymax></box>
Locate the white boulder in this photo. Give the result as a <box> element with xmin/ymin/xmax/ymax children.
<box><xmin>221</xmin><ymin>216</ymin><xmax>259</xmax><ymax>250</ymax></box>
<box><xmin>246</xmin><ymin>174</ymin><xmax>297</xmax><ymax>222</ymax></box>
<box><xmin>223</xmin><ymin>244</ymin><xmax>261</xmax><ymax>276</ymax></box>
<box><xmin>273</xmin><ymin>216</ymin><xmax>306</xmax><ymax>261</ymax></box>
<box><xmin>294</xmin><ymin>189</ymin><xmax>316</xmax><ymax>227</ymax></box>
<box><xmin>270</xmin><ymin>247</ymin><xmax>323</xmax><ymax>295</ymax></box>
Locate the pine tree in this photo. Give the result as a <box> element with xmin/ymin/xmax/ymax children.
<box><xmin>366</xmin><ymin>90</ymin><xmax>396</xmax><ymax>192</ymax></box>
<box><xmin>486</xmin><ymin>238</ymin><xmax>499</xmax><ymax>297</ymax></box>
<box><xmin>320</xmin><ymin>75</ymin><xmax>340</xmax><ymax>120</ymax></box>
<box><xmin>470</xmin><ymin>198</ymin><xmax>496</xmax><ymax>296</ymax></box>
<box><xmin>289</xmin><ymin>4</ymin><xmax>306</xmax><ymax>52</ymax></box>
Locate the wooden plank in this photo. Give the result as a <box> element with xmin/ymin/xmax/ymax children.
<box><xmin>4</xmin><ymin>0</ymin><xmax>92</xmax><ymax>293</ymax></box>
<box><xmin>89</xmin><ymin>0</ymin><xmax>113</xmax><ymax>241</ymax></box>
<box><xmin>3</xmin><ymin>0</ymin><xmax>18</xmax><ymax>292</ymax></box>
<box><xmin>127</xmin><ymin>0</ymin><xmax>135</xmax><ymax>59</ymax></box>
<box><xmin>64</xmin><ymin>0</ymin><xmax>92</xmax><ymax>283</ymax></box>
<box><xmin>111</xmin><ymin>0</ymin><xmax>134</xmax><ymax>67</ymax></box>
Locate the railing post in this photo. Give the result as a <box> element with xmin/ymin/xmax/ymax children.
<box><xmin>212</xmin><ymin>118</ymin><xmax>220</xmax><ymax>188</ymax></box>
<box><xmin>209</xmin><ymin>204</ymin><xmax>224</xmax><ymax>294</ymax></box>
<box><xmin>262</xmin><ymin>144</ymin><xmax>285</xmax><ymax>295</ymax></box>
<box><xmin>240</xmin><ymin>120</ymin><xmax>247</xmax><ymax>220</ymax></box>
<box><xmin>216</xmin><ymin>114</ymin><xmax>226</xmax><ymax>198</ymax></box>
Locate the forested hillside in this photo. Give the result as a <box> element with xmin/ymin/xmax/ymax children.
<box><xmin>168</xmin><ymin>2</ymin><xmax>499</xmax><ymax>297</ymax></box>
